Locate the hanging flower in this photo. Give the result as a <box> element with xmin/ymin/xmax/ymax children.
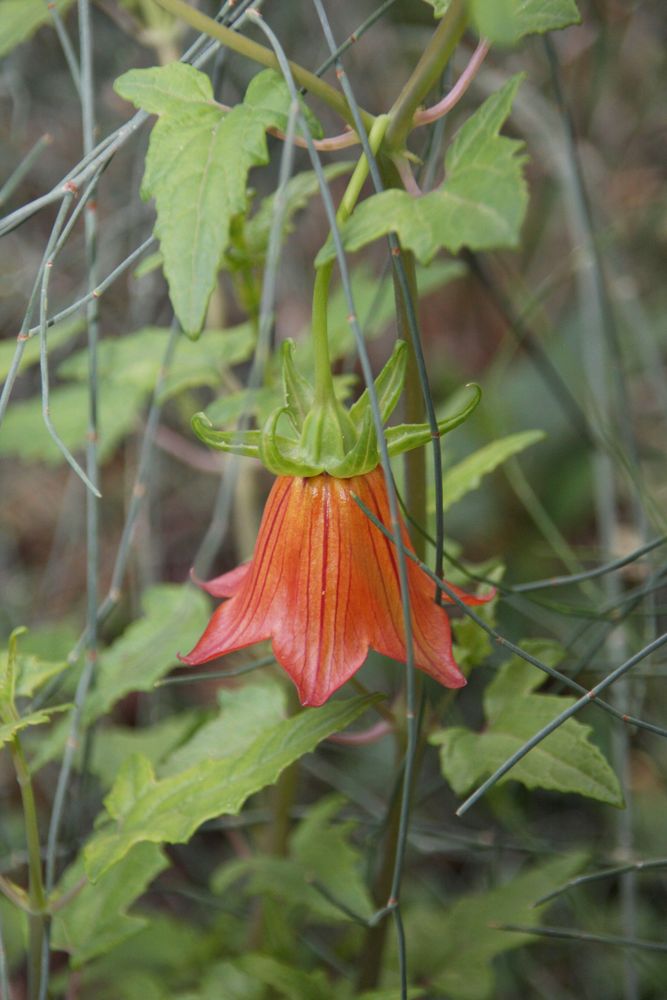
<box><xmin>181</xmin><ymin>466</ymin><xmax>491</xmax><ymax>707</ymax></box>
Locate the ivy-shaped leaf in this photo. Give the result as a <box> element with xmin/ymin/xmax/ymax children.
<box><xmin>316</xmin><ymin>75</ymin><xmax>527</xmax><ymax>266</ymax></box>
<box><xmin>84</xmin><ymin>694</ymin><xmax>381</xmax><ymax>881</ymax></box>
<box><xmin>430</xmin><ymin>640</ymin><xmax>623</xmax><ymax>806</ymax></box>
<box><xmin>114</xmin><ymin>65</ymin><xmax>292</xmax><ymax>336</ymax></box>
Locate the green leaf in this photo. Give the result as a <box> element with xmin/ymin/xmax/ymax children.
<box><xmin>83</xmin><ymin>585</ymin><xmax>211</xmax><ymax>724</ymax></box>
<box><xmin>5</xmin><ymin>652</ymin><xmax>69</xmax><ymax>699</ymax></box>
<box><xmin>213</xmin><ymin>795</ymin><xmax>374</xmax><ymax>924</ymax></box>
<box><xmin>51</xmin><ymin>844</ymin><xmax>168</xmax><ymax>967</ymax></box>
<box><xmin>404</xmin><ymin>853</ymin><xmax>585</xmax><ymax>1000</ymax></box>
<box><xmin>236</xmin><ymin>955</ymin><xmax>334</xmax><ymax>1000</ymax></box>
<box><xmin>471</xmin><ymin>0</ymin><xmax>581</xmax><ymax>43</ymax></box>
<box><xmin>114</xmin><ymin>64</ymin><xmax>289</xmax><ymax>335</ymax></box>
<box><xmin>160</xmin><ymin>677</ymin><xmax>287</xmax><ymax>776</ymax></box>
<box><xmin>30</xmin><ymin>585</ymin><xmax>210</xmax><ymax>771</ymax></box>
<box><xmin>0</xmin><ymin>703</ymin><xmax>71</xmax><ymax>745</ymax></box>
<box><xmin>316</xmin><ymin>76</ymin><xmax>527</xmax><ymax>265</ymax></box>
<box><xmin>0</xmin><ymin>0</ymin><xmax>74</xmax><ymax>57</ymax></box>
<box><xmin>60</xmin><ymin>324</ymin><xmax>256</xmax><ymax>401</ymax></box>
<box><xmin>431</xmin><ymin>640</ymin><xmax>623</xmax><ymax>805</ymax></box>
<box><xmin>244</xmin><ymin>69</ymin><xmax>323</xmax><ymax>140</ymax></box>
<box><xmin>84</xmin><ymin>694</ymin><xmax>381</xmax><ymax>881</ymax></box>
<box><xmin>0</xmin><ymin>318</ymin><xmax>84</xmax><ymax>382</ymax></box>
<box><xmin>237</xmin><ymin>163</ymin><xmax>353</xmax><ymax>267</ymax></box>
<box><xmin>435</xmin><ymin>429</ymin><xmax>545</xmax><ymax>513</ymax></box>
<box><xmin>451</xmin><ymin>565</ymin><xmax>502</xmax><ymax>672</ymax></box>
<box><xmin>0</xmin><ymin>381</ymin><xmax>148</xmax><ymax>465</ymax></box>
<box><xmin>422</xmin><ymin>0</ymin><xmax>580</xmax><ymax>41</ymax></box>
<box><xmin>114</xmin><ymin>63</ymin><xmax>214</xmax><ymax>116</ymax></box>
<box><xmin>87</xmin><ymin>712</ymin><xmax>201</xmax><ymax>790</ymax></box>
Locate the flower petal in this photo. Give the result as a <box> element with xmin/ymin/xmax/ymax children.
<box><xmin>270</xmin><ymin>476</ymin><xmax>369</xmax><ymax>706</ymax></box>
<box><xmin>190</xmin><ymin>562</ymin><xmax>252</xmax><ymax>597</ymax></box>
<box><xmin>358</xmin><ymin>469</ymin><xmax>466</xmax><ymax>688</ymax></box>
<box><xmin>181</xmin><ymin>477</ymin><xmax>294</xmax><ymax>665</ymax></box>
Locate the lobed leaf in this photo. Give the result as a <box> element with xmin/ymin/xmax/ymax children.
<box><xmin>404</xmin><ymin>853</ymin><xmax>586</xmax><ymax>999</ymax></box>
<box><xmin>114</xmin><ymin>63</ymin><xmax>295</xmax><ymax>335</ymax></box>
<box><xmin>316</xmin><ymin>76</ymin><xmax>527</xmax><ymax>265</ymax></box>
<box><xmin>431</xmin><ymin>640</ymin><xmax>623</xmax><ymax>805</ymax></box>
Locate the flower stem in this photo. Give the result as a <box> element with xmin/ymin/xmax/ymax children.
<box><xmin>312</xmin><ymin>115</ymin><xmax>389</xmax><ymax>404</ymax></box>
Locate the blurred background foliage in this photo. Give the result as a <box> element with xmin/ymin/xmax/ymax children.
<box><xmin>0</xmin><ymin>1</ymin><xmax>666</xmax><ymax>998</ymax></box>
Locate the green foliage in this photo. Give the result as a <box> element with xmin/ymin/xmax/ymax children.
<box><xmin>51</xmin><ymin>844</ymin><xmax>168</xmax><ymax>966</ymax></box>
<box><xmin>422</xmin><ymin>0</ymin><xmax>580</xmax><ymax>42</ymax></box>
<box><xmin>243</xmin><ymin>68</ymin><xmax>323</xmax><ymax>139</ymax></box>
<box><xmin>213</xmin><ymin>795</ymin><xmax>374</xmax><ymax>923</ymax></box>
<box><xmin>0</xmin><ymin>703</ymin><xmax>71</xmax><ymax>745</ymax></box>
<box><xmin>404</xmin><ymin>852</ymin><xmax>586</xmax><ymax>999</ymax></box>
<box><xmin>87</xmin><ymin>713</ymin><xmax>201</xmax><ymax>790</ymax></box>
<box><xmin>114</xmin><ymin>65</ymin><xmax>302</xmax><ymax>335</ymax></box>
<box><xmin>0</xmin><ymin>0</ymin><xmax>74</xmax><ymax>57</ymax></box>
<box><xmin>31</xmin><ymin>585</ymin><xmax>210</xmax><ymax>770</ymax></box>
<box><xmin>431</xmin><ymin>640</ymin><xmax>623</xmax><ymax>805</ymax></box>
<box><xmin>84</xmin><ymin>694</ymin><xmax>381</xmax><ymax>881</ymax></box>
<box><xmin>160</xmin><ymin>677</ymin><xmax>287</xmax><ymax>775</ymax></box>
<box><xmin>437</xmin><ymin>429</ymin><xmax>546</xmax><ymax>513</ymax></box>
<box><xmin>0</xmin><ymin>381</ymin><xmax>148</xmax><ymax>464</ymax></box>
<box><xmin>0</xmin><ymin>650</ymin><xmax>68</xmax><ymax>699</ymax></box>
<box><xmin>316</xmin><ymin>76</ymin><xmax>527</xmax><ymax>265</ymax></box>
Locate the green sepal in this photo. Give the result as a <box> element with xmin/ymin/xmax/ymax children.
<box><xmin>299</xmin><ymin>396</ymin><xmax>357</xmax><ymax>471</ymax></box>
<box><xmin>191</xmin><ymin>412</ymin><xmax>261</xmax><ymax>459</ymax></box>
<box><xmin>386</xmin><ymin>383</ymin><xmax>482</xmax><ymax>457</ymax></box>
<box><xmin>258</xmin><ymin>406</ymin><xmax>321</xmax><ymax>477</ymax></box>
<box><xmin>280</xmin><ymin>339</ymin><xmax>314</xmax><ymax>431</ymax></box>
<box><xmin>328</xmin><ymin>407</ymin><xmax>378</xmax><ymax>478</ymax></box>
<box><xmin>349</xmin><ymin>340</ymin><xmax>407</xmax><ymax>428</ymax></box>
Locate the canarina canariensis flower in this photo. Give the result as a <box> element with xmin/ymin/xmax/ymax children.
<box><xmin>181</xmin><ymin>466</ymin><xmax>492</xmax><ymax>706</ymax></box>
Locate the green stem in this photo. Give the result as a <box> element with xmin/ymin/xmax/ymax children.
<box><xmin>385</xmin><ymin>0</ymin><xmax>467</xmax><ymax>152</ymax></box>
<box><xmin>153</xmin><ymin>0</ymin><xmax>374</xmax><ymax>133</ymax></box>
<box><xmin>312</xmin><ymin>115</ymin><xmax>389</xmax><ymax>403</ymax></box>
<box><xmin>393</xmin><ymin>252</ymin><xmax>427</xmax><ymax>557</ymax></box>
<box><xmin>9</xmin><ymin>734</ymin><xmax>47</xmax><ymax>999</ymax></box>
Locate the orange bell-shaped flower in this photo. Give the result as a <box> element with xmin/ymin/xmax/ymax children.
<box><xmin>181</xmin><ymin>466</ymin><xmax>491</xmax><ymax>706</ymax></box>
